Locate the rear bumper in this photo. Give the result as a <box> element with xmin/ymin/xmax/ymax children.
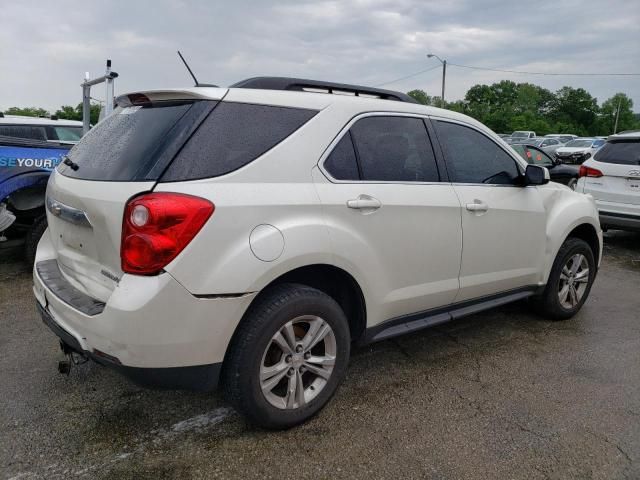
<box><xmin>599</xmin><ymin>211</ymin><xmax>640</xmax><ymax>231</ymax></box>
<box><xmin>33</xmin><ymin>231</ymin><xmax>257</xmax><ymax>389</ymax></box>
<box><xmin>36</xmin><ymin>301</ymin><xmax>222</xmax><ymax>391</ymax></box>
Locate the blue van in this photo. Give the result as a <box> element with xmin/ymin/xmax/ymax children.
<box><xmin>0</xmin><ymin>115</ymin><xmax>82</xmax><ymax>263</ymax></box>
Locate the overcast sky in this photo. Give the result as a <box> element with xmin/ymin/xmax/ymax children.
<box><xmin>2</xmin><ymin>0</ymin><xmax>639</xmax><ymax>112</ymax></box>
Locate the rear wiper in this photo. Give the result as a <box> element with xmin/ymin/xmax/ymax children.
<box><xmin>63</xmin><ymin>157</ymin><xmax>79</xmax><ymax>171</ymax></box>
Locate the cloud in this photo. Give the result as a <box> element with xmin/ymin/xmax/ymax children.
<box><xmin>1</xmin><ymin>0</ymin><xmax>638</xmax><ymax>111</ymax></box>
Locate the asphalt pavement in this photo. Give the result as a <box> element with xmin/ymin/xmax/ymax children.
<box><xmin>1</xmin><ymin>231</ymin><xmax>639</xmax><ymax>479</ymax></box>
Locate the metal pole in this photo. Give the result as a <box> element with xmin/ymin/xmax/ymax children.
<box><xmin>105</xmin><ymin>59</ymin><xmax>114</xmax><ymax>117</ymax></box>
<box><xmin>613</xmin><ymin>97</ymin><xmax>622</xmax><ymax>134</ymax></box>
<box><xmin>82</xmin><ymin>81</ymin><xmax>91</xmax><ymax>135</ymax></box>
<box><xmin>441</xmin><ymin>60</ymin><xmax>447</xmax><ymax>108</ymax></box>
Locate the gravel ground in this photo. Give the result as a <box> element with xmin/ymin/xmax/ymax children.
<box><xmin>1</xmin><ymin>231</ymin><xmax>639</xmax><ymax>479</ymax></box>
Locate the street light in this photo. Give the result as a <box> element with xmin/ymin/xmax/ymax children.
<box><xmin>427</xmin><ymin>53</ymin><xmax>446</xmax><ymax>108</ymax></box>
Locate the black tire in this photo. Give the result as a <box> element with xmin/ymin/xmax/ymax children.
<box><xmin>24</xmin><ymin>215</ymin><xmax>47</xmax><ymax>266</ymax></box>
<box><xmin>222</xmin><ymin>283</ymin><xmax>350</xmax><ymax>429</ymax></box>
<box><xmin>532</xmin><ymin>237</ymin><xmax>596</xmax><ymax>320</ymax></box>
<box><xmin>567</xmin><ymin>178</ymin><xmax>578</xmax><ymax>190</ymax></box>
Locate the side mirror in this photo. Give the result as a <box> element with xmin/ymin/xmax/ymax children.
<box><xmin>524</xmin><ymin>164</ymin><xmax>550</xmax><ymax>185</ymax></box>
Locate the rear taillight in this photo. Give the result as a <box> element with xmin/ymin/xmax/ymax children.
<box><xmin>121</xmin><ymin>193</ymin><xmax>214</xmax><ymax>275</ymax></box>
<box><xmin>578</xmin><ymin>165</ymin><xmax>603</xmax><ymax>178</ymax></box>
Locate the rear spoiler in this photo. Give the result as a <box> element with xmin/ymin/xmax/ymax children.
<box><xmin>115</xmin><ymin>88</ymin><xmax>228</xmax><ymax>107</ymax></box>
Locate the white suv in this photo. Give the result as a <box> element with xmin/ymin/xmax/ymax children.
<box><xmin>576</xmin><ymin>131</ymin><xmax>640</xmax><ymax>231</ymax></box>
<box><xmin>33</xmin><ymin>77</ymin><xmax>602</xmax><ymax>428</ymax></box>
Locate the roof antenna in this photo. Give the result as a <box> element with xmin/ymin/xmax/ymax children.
<box><xmin>176</xmin><ymin>51</ymin><xmax>218</xmax><ymax>87</ymax></box>
<box><xmin>177</xmin><ymin>50</ymin><xmax>200</xmax><ymax>86</ymax></box>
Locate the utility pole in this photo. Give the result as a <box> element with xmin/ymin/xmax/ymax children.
<box><xmin>427</xmin><ymin>54</ymin><xmax>447</xmax><ymax>108</ymax></box>
<box><xmin>613</xmin><ymin>96</ymin><xmax>622</xmax><ymax>134</ymax></box>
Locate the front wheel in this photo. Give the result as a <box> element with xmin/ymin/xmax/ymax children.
<box><xmin>532</xmin><ymin>237</ymin><xmax>596</xmax><ymax>320</ymax></box>
<box><xmin>222</xmin><ymin>283</ymin><xmax>350</xmax><ymax>429</ymax></box>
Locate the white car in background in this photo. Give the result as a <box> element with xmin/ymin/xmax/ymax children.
<box><xmin>555</xmin><ymin>138</ymin><xmax>606</xmax><ymax>165</ymax></box>
<box><xmin>577</xmin><ymin>131</ymin><xmax>640</xmax><ymax>231</ymax></box>
<box><xmin>545</xmin><ymin>134</ymin><xmax>578</xmax><ymax>144</ymax></box>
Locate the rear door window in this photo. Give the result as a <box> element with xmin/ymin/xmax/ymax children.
<box><xmin>594</xmin><ymin>141</ymin><xmax>640</xmax><ymax>165</ymax></box>
<box><xmin>348</xmin><ymin>116</ymin><xmax>440</xmax><ymax>182</ymax></box>
<box><xmin>435</xmin><ymin>121</ymin><xmax>521</xmax><ymax>184</ymax></box>
<box><xmin>161</xmin><ymin>102</ymin><xmax>317</xmax><ymax>181</ymax></box>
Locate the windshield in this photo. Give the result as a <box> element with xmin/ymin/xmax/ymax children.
<box><xmin>50</xmin><ymin>126</ymin><xmax>82</xmax><ymax>142</ymax></box>
<box><xmin>565</xmin><ymin>139</ymin><xmax>593</xmax><ymax>148</ymax></box>
<box><xmin>512</xmin><ymin>132</ymin><xmax>529</xmax><ymax>139</ymax></box>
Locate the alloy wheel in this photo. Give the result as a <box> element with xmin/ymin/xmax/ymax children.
<box><xmin>259</xmin><ymin>315</ymin><xmax>336</xmax><ymax>410</ymax></box>
<box><xmin>558</xmin><ymin>253</ymin><xmax>589</xmax><ymax>309</ymax></box>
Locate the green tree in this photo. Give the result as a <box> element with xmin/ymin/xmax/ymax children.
<box><xmin>3</xmin><ymin>106</ymin><xmax>50</xmax><ymax>117</ymax></box>
<box><xmin>549</xmin><ymin>87</ymin><xmax>599</xmax><ymax>135</ymax></box>
<box><xmin>597</xmin><ymin>93</ymin><xmax>638</xmax><ymax>135</ymax></box>
<box><xmin>55</xmin><ymin>103</ymin><xmax>101</xmax><ymax>125</ymax></box>
<box><xmin>407</xmin><ymin>89</ymin><xmax>432</xmax><ymax>106</ymax></box>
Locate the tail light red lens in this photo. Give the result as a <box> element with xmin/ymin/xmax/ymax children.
<box><xmin>121</xmin><ymin>193</ymin><xmax>214</xmax><ymax>275</ymax></box>
<box><xmin>578</xmin><ymin>165</ymin><xmax>603</xmax><ymax>178</ymax></box>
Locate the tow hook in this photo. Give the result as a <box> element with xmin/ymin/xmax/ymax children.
<box><xmin>57</xmin><ymin>341</ymin><xmax>88</xmax><ymax>375</ymax></box>
<box><xmin>58</xmin><ymin>360</ymin><xmax>71</xmax><ymax>375</ymax></box>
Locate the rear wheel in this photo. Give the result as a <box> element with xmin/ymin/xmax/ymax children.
<box><xmin>24</xmin><ymin>215</ymin><xmax>47</xmax><ymax>266</ymax></box>
<box><xmin>567</xmin><ymin>178</ymin><xmax>578</xmax><ymax>190</ymax></box>
<box><xmin>533</xmin><ymin>237</ymin><xmax>595</xmax><ymax>320</ymax></box>
<box><xmin>222</xmin><ymin>283</ymin><xmax>350</xmax><ymax>429</ymax></box>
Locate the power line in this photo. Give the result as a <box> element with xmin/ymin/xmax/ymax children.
<box><xmin>448</xmin><ymin>62</ymin><xmax>640</xmax><ymax>76</ymax></box>
<box><xmin>374</xmin><ymin>64</ymin><xmax>441</xmax><ymax>87</ymax></box>
<box><xmin>374</xmin><ymin>62</ymin><xmax>640</xmax><ymax>87</ymax></box>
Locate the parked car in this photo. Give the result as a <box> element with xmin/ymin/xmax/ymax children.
<box><xmin>576</xmin><ymin>131</ymin><xmax>640</xmax><ymax>231</ymax></box>
<box><xmin>0</xmin><ymin>115</ymin><xmax>82</xmax><ymax>263</ymax></box>
<box><xmin>34</xmin><ymin>77</ymin><xmax>602</xmax><ymax>429</ymax></box>
<box><xmin>518</xmin><ymin>137</ymin><xmax>564</xmax><ymax>156</ymax></box>
<box><xmin>510</xmin><ymin>143</ymin><xmax>580</xmax><ymax>189</ymax></box>
<box><xmin>545</xmin><ymin>134</ymin><xmax>578</xmax><ymax>144</ymax></box>
<box><xmin>511</xmin><ymin>130</ymin><xmax>536</xmax><ymax>140</ymax></box>
<box><xmin>555</xmin><ymin>138</ymin><xmax>606</xmax><ymax>165</ymax></box>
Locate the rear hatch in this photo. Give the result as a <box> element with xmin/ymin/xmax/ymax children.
<box><xmin>44</xmin><ymin>89</ymin><xmax>226</xmax><ymax>301</ymax></box>
<box><xmin>584</xmin><ymin>139</ymin><xmax>640</xmax><ymax>206</ymax></box>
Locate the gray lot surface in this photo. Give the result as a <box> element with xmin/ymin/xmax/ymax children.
<box><xmin>1</xmin><ymin>232</ymin><xmax>639</xmax><ymax>480</ymax></box>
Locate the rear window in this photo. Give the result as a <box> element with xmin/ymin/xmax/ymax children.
<box><xmin>0</xmin><ymin>125</ymin><xmax>46</xmax><ymax>141</ymax></box>
<box><xmin>594</xmin><ymin>141</ymin><xmax>640</xmax><ymax>165</ymax></box>
<box><xmin>58</xmin><ymin>101</ymin><xmax>216</xmax><ymax>181</ymax></box>
<box><xmin>160</xmin><ymin>102</ymin><xmax>317</xmax><ymax>182</ymax></box>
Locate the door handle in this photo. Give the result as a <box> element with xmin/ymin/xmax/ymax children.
<box><xmin>347</xmin><ymin>195</ymin><xmax>381</xmax><ymax>210</ymax></box>
<box><xmin>466</xmin><ymin>201</ymin><xmax>488</xmax><ymax>212</ymax></box>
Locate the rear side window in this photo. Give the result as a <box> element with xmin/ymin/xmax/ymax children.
<box><xmin>161</xmin><ymin>102</ymin><xmax>317</xmax><ymax>181</ymax></box>
<box><xmin>595</xmin><ymin>141</ymin><xmax>640</xmax><ymax>165</ymax></box>
<box><xmin>0</xmin><ymin>125</ymin><xmax>46</xmax><ymax>141</ymax></box>
<box><xmin>435</xmin><ymin>121</ymin><xmax>521</xmax><ymax>184</ymax></box>
<box><xmin>59</xmin><ymin>101</ymin><xmax>214</xmax><ymax>181</ymax></box>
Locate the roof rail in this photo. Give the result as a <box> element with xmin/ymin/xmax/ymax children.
<box><xmin>230</xmin><ymin>77</ymin><xmax>418</xmax><ymax>104</ymax></box>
